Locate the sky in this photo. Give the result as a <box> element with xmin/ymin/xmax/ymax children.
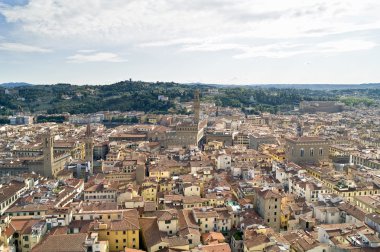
<box><xmin>0</xmin><ymin>0</ymin><xmax>380</xmax><ymax>85</ymax></box>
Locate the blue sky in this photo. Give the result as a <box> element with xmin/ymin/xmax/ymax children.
<box><xmin>0</xmin><ymin>0</ymin><xmax>380</xmax><ymax>85</ymax></box>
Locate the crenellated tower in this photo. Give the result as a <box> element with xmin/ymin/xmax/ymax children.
<box><xmin>193</xmin><ymin>89</ymin><xmax>200</xmax><ymax>124</ymax></box>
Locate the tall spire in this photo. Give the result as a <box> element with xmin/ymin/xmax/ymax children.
<box><xmin>86</xmin><ymin>123</ymin><xmax>91</xmax><ymax>137</ymax></box>
<box><xmin>193</xmin><ymin>89</ymin><xmax>200</xmax><ymax>123</ymax></box>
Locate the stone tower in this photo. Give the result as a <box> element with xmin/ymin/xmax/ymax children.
<box><xmin>43</xmin><ymin>129</ymin><xmax>54</xmax><ymax>178</ymax></box>
<box><xmin>296</xmin><ymin>118</ymin><xmax>303</xmax><ymax>137</ymax></box>
<box><xmin>85</xmin><ymin>124</ymin><xmax>94</xmax><ymax>174</ymax></box>
<box><xmin>193</xmin><ymin>89</ymin><xmax>200</xmax><ymax>123</ymax></box>
<box><xmin>136</xmin><ymin>164</ymin><xmax>145</xmax><ymax>185</ymax></box>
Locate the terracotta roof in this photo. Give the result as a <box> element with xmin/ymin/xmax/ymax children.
<box><xmin>32</xmin><ymin>233</ymin><xmax>87</xmax><ymax>252</ymax></box>
<box><xmin>202</xmin><ymin>232</ymin><xmax>225</xmax><ymax>244</ymax></box>
<box><xmin>257</xmin><ymin>189</ymin><xmax>282</xmax><ymax>199</ymax></box>
<box><xmin>142</xmin><ymin>201</ymin><xmax>156</xmax><ymax>212</ymax></box>
<box><xmin>0</xmin><ymin>181</ymin><xmax>25</xmax><ymax>203</ymax></box>
<box><xmin>244</xmin><ymin>233</ymin><xmax>271</xmax><ymax>249</ymax></box>
<box><xmin>139</xmin><ymin>217</ymin><xmax>164</xmax><ymax>249</ymax></box>
<box><xmin>178</xmin><ymin>209</ymin><xmax>200</xmax><ymax>237</ymax></box>
<box><xmin>198</xmin><ymin>243</ymin><xmax>231</xmax><ymax>252</ymax></box>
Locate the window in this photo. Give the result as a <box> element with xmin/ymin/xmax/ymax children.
<box><xmin>123</xmin><ymin>231</ymin><xmax>126</xmax><ymax>235</ymax></box>
<box><xmin>310</xmin><ymin>148</ymin><xmax>314</xmax><ymax>157</ymax></box>
<box><xmin>267</xmin><ymin>219</ymin><xmax>270</xmax><ymax>223</ymax></box>
<box><xmin>107</xmin><ymin>232</ymin><xmax>110</xmax><ymax>236</ymax></box>
<box><xmin>319</xmin><ymin>148</ymin><xmax>323</xmax><ymax>156</ymax></box>
<box><xmin>116</xmin><ymin>239</ymin><xmax>118</xmax><ymax>243</ymax></box>
<box><xmin>23</xmin><ymin>236</ymin><xmax>29</xmax><ymax>241</ymax></box>
<box><xmin>189</xmin><ymin>239</ymin><xmax>193</xmax><ymax>244</ymax></box>
<box><xmin>165</xmin><ymin>220</ymin><xmax>171</xmax><ymax>224</ymax></box>
<box><xmin>300</xmin><ymin>149</ymin><xmax>304</xmax><ymax>157</ymax></box>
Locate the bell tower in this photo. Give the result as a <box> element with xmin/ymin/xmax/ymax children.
<box><xmin>296</xmin><ymin>118</ymin><xmax>304</xmax><ymax>137</ymax></box>
<box><xmin>193</xmin><ymin>89</ymin><xmax>200</xmax><ymax>124</ymax></box>
<box><xmin>85</xmin><ymin>123</ymin><xmax>94</xmax><ymax>174</ymax></box>
<box><xmin>43</xmin><ymin>129</ymin><xmax>54</xmax><ymax>178</ymax></box>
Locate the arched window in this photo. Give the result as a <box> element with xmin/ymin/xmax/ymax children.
<box><xmin>310</xmin><ymin>148</ymin><xmax>314</xmax><ymax>157</ymax></box>
<box><xmin>319</xmin><ymin>148</ymin><xmax>323</xmax><ymax>156</ymax></box>
<box><xmin>300</xmin><ymin>148</ymin><xmax>304</xmax><ymax>157</ymax></box>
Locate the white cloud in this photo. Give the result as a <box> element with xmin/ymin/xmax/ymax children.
<box><xmin>317</xmin><ymin>39</ymin><xmax>377</xmax><ymax>53</ymax></box>
<box><xmin>66</xmin><ymin>52</ymin><xmax>126</xmax><ymax>63</ymax></box>
<box><xmin>233</xmin><ymin>39</ymin><xmax>377</xmax><ymax>59</ymax></box>
<box><xmin>0</xmin><ymin>0</ymin><xmax>379</xmax><ymax>59</ymax></box>
<box><xmin>0</xmin><ymin>42</ymin><xmax>51</xmax><ymax>53</ymax></box>
<box><xmin>181</xmin><ymin>43</ymin><xmax>245</xmax><ymax>52</ymax></box>
<box><xmin>77</xmin><ymin>49</ymin><xmax>97</xmax><ymax>53</ymax></box>
<box><xmin>1</xmin><ymin>0</ymin><xmax>380</xmax><ymax>42</ymax></box>
<box><xmin>234</xmin><ymin>43</ymin><xmax>310</xmax><ymax>59</ymax></box>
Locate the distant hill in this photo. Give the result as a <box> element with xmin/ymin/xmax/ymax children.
<box><xmin>0</xmin><ymin>80</ymin><xmax>378</xmax><ymax>116</ymax></box>
<box><xmin>249</xmin><ymin>83</ymin><xmax>380</xmax><ymax>90</ymax></box>
<box><xmin>0</xmin><ymin>82</ymin><xmax>33</xmax><ymax>88</ymax></box>
<box><xmin>197</xmin><ymin>83</ymin><xmax>380</xmax><ymax>90</ymax></box>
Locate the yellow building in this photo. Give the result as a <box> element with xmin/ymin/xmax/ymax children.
<box><xmin>267</xmin><ymin>148</ymin><xmax>286</xmax><ymax>162</ymax></box>
<box><xmin>2</xmin><ymin>219</ymin><xmax>46</xmax><ymax>252</ymax></box>
<box><xmin>205</xmin><ymin>193</ymin><xmax>225</xmax><ymax>207</ymax></box>
<box><xmin>92</xmin><ymin>209</ymin><xmax>140</xmax><ymax>252</ymax></box>
<box><xmin>353</xmin><ymin>195</ymin><xmax>380</xmax><ymax>213</ymax></box>
<box><xmin>204</xmin><ymin>140</ymin><xmax>223</xmax><ymax>151</ymax></box>
<box><xmin>149</xmin><ymin>167</ymin><xmax>171</xmax><ymax>180</ymax></box>
<box><xmin>280</xmin><ymin>208</ymin><xmax>290</xmax><ymax>231</ymax></box>
<box><xmin>159</xmin><ymin>180</ymin><xmax>175</xmax><ymax>193</ymax></box>
<box><xmin>141</xmin><ymin>182</ymin><xmax>158</xmax><ymax>202</ymax></box>
<box><xmin>305</xmin><ymin>167</ymin><xmax>380</xmax><ymax>201</ymax></box>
